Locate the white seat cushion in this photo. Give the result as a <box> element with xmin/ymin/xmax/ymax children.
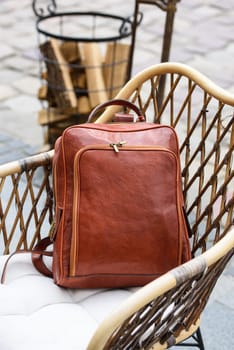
<box><xmin>0</xmin><ymin>254</ymin><xmax>138</xmax><ymax>350</ymax></box>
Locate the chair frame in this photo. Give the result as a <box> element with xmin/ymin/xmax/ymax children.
<box><xmin>0</xmin><ymin>62</ymin><xmax>233</xmax><ymax>349</ymax></box>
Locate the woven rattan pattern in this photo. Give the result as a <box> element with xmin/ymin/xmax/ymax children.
<box><xmin>103</xmin><ymin>251</ymin><xmax>233</xmax><ymax>349</ymax></box>
<box><xmin>0</xmin><ymin>153</ymin><xmax>53</xmax><ymax>254</ymax></box>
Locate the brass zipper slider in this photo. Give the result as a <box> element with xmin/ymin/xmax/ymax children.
<box><xmin>110</xmin><ymin>143</ymin><xmax>119</xmax><ymax>152</ymax></box>
<box><xmin>109</xmin><ymin>141</ymin><xmax>127</xmax><ymax>153</ymax></box>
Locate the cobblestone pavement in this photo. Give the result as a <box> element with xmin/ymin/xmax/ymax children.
<box><xmin>0</xmin><ymin>0</ymin><xmax>234</xmax><ymax>349</ymax></box>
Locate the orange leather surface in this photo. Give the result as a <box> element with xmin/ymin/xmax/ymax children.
<box><xmin>52</xmin><ymin>123</ymin><xmax>191</xmax><ymax>288</ymax></box>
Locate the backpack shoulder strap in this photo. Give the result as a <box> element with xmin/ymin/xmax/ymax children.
<box><xmin>1</xmin><ymin>237</ymin><xmax>53</xmax><ymax>284</ymax></box>
<box><xmin>31</xmin><ymin>237</ymin><xmax>53</xmax><ymax>278</ymax></box>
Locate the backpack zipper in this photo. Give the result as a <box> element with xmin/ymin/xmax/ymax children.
<box><xmin>109</xmin><ymin>141</ymin><xmax>127</xmax><ymax>152</ymax></box>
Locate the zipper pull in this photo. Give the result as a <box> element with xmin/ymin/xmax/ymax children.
<box><xmin>117</xmin><ymin>141</ymin><xmax>127</xmax><ymax>147</ymax></box>
<box><xmin>110</xmin><ymin>143</ymin><xmax>119</xmax><ymax>152</ymax></box>
<box><xmin>110</xmin><ymin>141</ymin><xmax>127</xmax><ymax>153</ymax></box>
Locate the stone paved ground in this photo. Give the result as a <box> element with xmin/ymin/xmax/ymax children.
<box><xmin>0</xmin><ymin>0</ymin><xmax>234</xmax><ymax>348</ymax></box>
<box><xmin>1</xmin><ymin>0</ymin><xmax>234</xmax><ymax>154</ymax></box>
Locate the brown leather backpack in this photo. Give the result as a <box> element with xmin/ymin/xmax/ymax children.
<box><xmin>32</xmin><ymin>99</ymin><xmax>191</xmax><ymax>288</ymax></box>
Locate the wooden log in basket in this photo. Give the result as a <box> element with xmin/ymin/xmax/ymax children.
<box><xmin>38</xmin><ymin>108</ymin><xmax>69</xmax><ymax>126</ymax></box>
<box><xmin>60</xmin><ymin>41</ymin><xmax>81</xmax><ymax>63</ymax></box>
<box><xmin>38</xmin><ymin>39</ymin><xmax>130</xmax><ymax>128</ymax></box>
<box><xmin>40</xmin><ymin>39</ymin><xmax>77</xmax><ymax>112</ymax></box>
<box><xmin>104</xmin><ymin>42</ymin><xmax>130</xmax><ymax>98</ymax></box>
<box><xmin>80</xmin><ymin>42</ymin><xmax>108</xmax><ymax>108</ymax></box>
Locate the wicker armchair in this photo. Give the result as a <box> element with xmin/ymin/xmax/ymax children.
<box><xmin>0</xmin><ymin>63</ymin><xmax>233</xmax><ymax>349</ymax></box>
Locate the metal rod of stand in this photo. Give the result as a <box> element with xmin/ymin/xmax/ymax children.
<box><xmin>128</xmin><ymin>0</ymin><xmax>180</xmax><ymax>110</ymax></box>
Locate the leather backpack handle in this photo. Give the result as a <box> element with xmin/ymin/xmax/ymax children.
<box><xmin>87</xmin><ymin>98</ymin><xmax>145</xmax><ymax>123</ymax></box>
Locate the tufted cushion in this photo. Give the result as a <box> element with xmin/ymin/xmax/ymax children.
<box><xmin>0</xmin><ymin>254</ymin><xmax>139</xmax><ymax>350</ymax></box>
